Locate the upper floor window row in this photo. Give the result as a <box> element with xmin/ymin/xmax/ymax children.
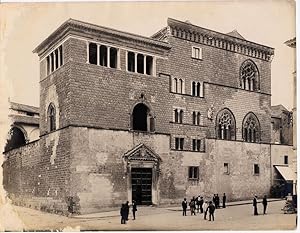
<box><xmin>46</xmin><ymin>45</ymin><xmax>63</xmax><ymax>75</ymax></box>
<box><xmin>127</xmin><ymin>51</ymin><xmax>155</xmax><ymax>76</ymax></box>
<box><xmin>88</xmin><ymin>43</ymin><xmax>120</xmax><ymax>69</ymax></box>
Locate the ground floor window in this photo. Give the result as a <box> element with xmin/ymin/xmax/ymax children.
<box><xmin>254</xmin><ymin>164</ymin><xmax>260</xmax><ymax>175</ymax></box>
<box><xmin>188</xmin><ymin>166</ymin><xmax>199</xmax><ymax>180</ymax></box>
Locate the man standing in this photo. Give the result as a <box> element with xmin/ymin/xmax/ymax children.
<box><xmin>120</xmin><ymin>204</ymin><xmax>126</xmax><ymax>224</ymax></box>
<box><xmin>253</xmin><ymin>195</ymin><xmax>258</xmax><ymax>215</ymax></box>
<box><xmin>262</xmin><ymin>195</ymin><xmax>268</xmax><ymax>214</ymax></box>
<box><xmin>216</xmin><ymin>194</ymin><xmax>220</xmax><ymax>208</ymax></box>
<box><xmin>208</xmin><ymin>201</ymin><xmax>215</xmax><ymax>221</ymax></box>
<box><xmin>223</xmin><ymin>193</ymin><xmax>226</xmax><ymax>208</ymax></box>
<box><xmin>196</xmin><ymin>195</ymin><xmax>201</xmax><ymax>213</ymax></box>
<box><xmin>182</xmin><ymin>198</ymin><xmax>188</xmax><ymax>216</ymax></box>
<box><xmin>199</xmin><ymin>196</ymin><xmax>204</xmax><ymax>213</ymax></box>
<box><xmin>132</xmin><ymin>200</ymin><xmax>137</xmax><ymax>220</ymax></box>
<box><xmin>125</xmin><ymin>201</ymin><xmax>130</xmax><ymax>221</ymax></box>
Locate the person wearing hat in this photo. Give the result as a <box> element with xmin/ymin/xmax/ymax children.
<box><xmin>253</xmin><ymin>195</ymin><xmax>258</xmax><ymax>215</ymax></box>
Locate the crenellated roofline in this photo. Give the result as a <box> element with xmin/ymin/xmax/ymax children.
<box><xmin>166</xmin><ymin>18</ymin><xmax>274</xmax><ymax>62</ymax></box>
<box><xmin>33</xmin><ymin>18</ymin><xmax>172</xmax><ymax>59</ymax></box>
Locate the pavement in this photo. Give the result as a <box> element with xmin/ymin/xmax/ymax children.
<box><xmin>3</xmin><ymin>198</ymin><xmax>297</xmax><ymax>231</ymax></box>
<box><xmin>71</xmin><ymin>198</ymin><xmax>284</xmax><ymax>219</ymax></box>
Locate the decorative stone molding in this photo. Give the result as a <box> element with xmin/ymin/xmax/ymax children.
<box><xmin>167</xmin><ymin>18</ymin><xmax>274</xmax><ymax>62</ymax></box>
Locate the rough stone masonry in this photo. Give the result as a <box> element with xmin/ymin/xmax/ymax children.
<box><xmin>3</xmin><ymin>18</ymin><xmax>274</xmax><ymax>215</ymax></box>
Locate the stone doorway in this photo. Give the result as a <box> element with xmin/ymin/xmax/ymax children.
<box><xmin>131</xmin><ymin>168</ymin><xmax>152</xmax><ymax>205</ymax></box>
<box><xmin>123</xmin><ymin>144</ymin><xmax>161</xmax><ymax>205</ymax></box>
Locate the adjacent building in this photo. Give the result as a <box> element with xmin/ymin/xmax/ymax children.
<box><xmin>3</xmin><ymin>18</ymin><xmax>275</xmax><ymax>214</ymax></box>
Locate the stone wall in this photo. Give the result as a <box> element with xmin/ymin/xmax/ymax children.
<box><xmin>2</xmin><ymin>127</ymin><xmax>73</xmax><ymax>215</ymax></box>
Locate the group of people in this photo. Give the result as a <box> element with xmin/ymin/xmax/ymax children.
<box><xmin>181</xmin><ymin>193</ymin><xmax>227</xmax><ymax>221</ymax></box>
<box><xmin>120</xmin><ymin>200</ymin><xmax>137</xmax><ymax>224</ymax></box>
<box><xmin>253</xmin><ymin>195</ymin><xmax>268</xmax><ymax>215</ymax></box>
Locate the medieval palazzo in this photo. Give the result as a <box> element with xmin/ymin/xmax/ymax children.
<box><xmin>3</xmin><ymin>18</ymin><xmax>276</xmax><ymax>214</ymax></box>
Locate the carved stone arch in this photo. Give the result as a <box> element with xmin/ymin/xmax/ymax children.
<box><xmin>130</xmin><ymin>99</ymin><xmax>156</xmax><ymax>132</ymax></box>
<box><xmin>242</xmin><ymin>112</ymin><xmax>261</xmax><ymax>142</ymax></box>
<box><xmin>215</xmin><ymin>108</ymin><xmax>236</xmax><ymax>140</ymax></box>
<box><xmin>240</xmin><ymin>59</ymin><xmax>260</xmax><ymax>91</ymax></box>
<box><xmin>4</xmin><ymin>124</ymin><xmax>28</xmax><ymax>151</ymax></box>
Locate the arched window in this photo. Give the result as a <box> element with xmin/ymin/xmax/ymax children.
<box><xmin>242</xmin><ymin>112</ymin><xmax>260</xmax><ymax>142</ymax></box>
<box><xmin>216</xmin><ymin>108</ymin><xmax>236</xmax><ymax>140</ymax></box>
<box><xmin>4</xmin><ymin>126</ymin><xmax>27</xmax><ymax>151</ymax></box>
<box><xmin>48</xmin><ymin>103</ymin><xmax>56</xmax><ymax>132</ymax></box>
<box><xmin>240</xmin><ymin>60</ymin><xmax>259</xmax><ymax>91</ymax></box>
<box><xmin>132</xmin><ymin>103</ymin><xmax>155</xmax><ymax>132</ymax></box>
<box><xmin>172</xmin><ymin>78</ymin><xmax>184</xmax><ymax>94</ymax></box>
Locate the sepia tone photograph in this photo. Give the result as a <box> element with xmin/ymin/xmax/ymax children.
<box><xmin>0</xmin><ymin>0</ymin><xmax>297</xmax><ymax>231</ymax></box>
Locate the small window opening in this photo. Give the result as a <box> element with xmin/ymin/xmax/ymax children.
<box><xmin>100</xmin><ymin>45</ymin><xmax>107</xmax><ymax>66</ymax></box>
<box><xmin>128</xmin><ymin>52</ymin><xmax>135</xmax><ymax>72</ymax></box>
<box><xmin>254</xmin><ymin>164</ymin><xmax>260</xmax><ymax>175</ymax></box>
<box><xmin>110</xmin><ymin>47</ymin><xmax>118</xmax><ymax>68</ymax></box>
<box><xmin>284</xmin><ymin>155</ymin><xmax>288</xmax><ymax>165</ymax></box>
<box><xmin>89</xmin><ymin>43</ymin><xmax>97</xmax><ymax>65</ymax></box>
<box><xmin>55</xmin><ymin>49</ymin><xmax>59</xmax><ymax>70</ymax></box>
<box><xmin>59</xmin><ymin>45</ymin><xmax>63</xmax><ymax>66</ymax></box>
<box><xmin>224</xmin><ymin>163</ymin><xmax>229</xmax><ymax>174</ymax></box>
<box><xmin>51</xmin><ymin>53</ymin><xmax>55</xmax><ymax>72</ymax></box>
<box><xmin>146</xmin><ymin>56</ymin><xmax>153</xmax><ymax>75</ymax></box>
<box><xmin>137</xmin><ymin>54</ymin><xmax>144</xmax><ymax>74</ymax></box>
<box><xmin>188</xmin><ymin>166</ymin><xmax>199</xmax><ymax>179</ymax></box>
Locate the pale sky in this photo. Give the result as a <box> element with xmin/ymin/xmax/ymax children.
<box><xmin>0</xmin><ymin>0</ymin><xmax>296</xmax><ymax>110</ymax></box>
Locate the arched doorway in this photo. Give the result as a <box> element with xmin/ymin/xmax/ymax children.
<box><xmin>4</xmin><ymin>126</ymin><xmax>27</xmax><ymax>151</ymax></box>
<box><xmin>132</xmin><ymin>103</ymin><xmax>155</xmax><ymax>132</ymax></box>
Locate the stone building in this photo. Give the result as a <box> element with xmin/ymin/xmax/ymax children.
<box><xmin>270</xmin><ymin>104</ymin><xmax>295</xmax><ymax>196</ymax></box>
<box><xmin>4</xmin><ymin>101</ymin><xmax>39</xmax><ymax>152</ymax></box>
<box><xmin>3</xmin><ymin>18</ymin><xmax>275</xmax><ymax>214</ymax></box>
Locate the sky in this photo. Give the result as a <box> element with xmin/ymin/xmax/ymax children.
<box><xmin>0</xmin><ymin>0</ymin><xmax>296</xmax><ymax>110</ymax></box>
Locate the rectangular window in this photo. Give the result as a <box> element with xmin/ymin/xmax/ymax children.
<box><xmin>224</xmin><ymin>163</ymin><xmax>229</xmax><ymax>174</ymax></box>
<box><xmin>99</xmin><ymin>45</ymin><xmax>107</xmax><ymax>66</ymax></box>
<box><xmin>146</xmin><ymin>56</ymin><xmax>153</xmax><ymax>75</ymax></box>
<box><xmin>175</xmin><ymin>137</ymin><xmax>184</xmax><ymax>150</ymax></box>
<box><xmin>110</xmin><ymin>47</ymin><xmax>118</xmax><ymax>68</ymax></box>
<box><xmin>192</xmin><ymin>46</ymin><xmax>202</xmax><ymax>59</ymax></box>
<box><xmin>192</xmin><ymin>139</ymin><xmax>201</xmax><ymax>151</ymax></box>
<box><xmin>284</xmin><ymin>155</ymin><xmax>288</xmax><ymax>165</ymax></box>
<box><xmin>89</xmin><ymin>43</ymin><xmax>98</xmax><ymax>65</ymax></box>
<box><xmin>188</xmin><ymin>166</ymin><xmax>199</xmax><ymax>180</ymax></box>
<box><xmin>254</xmin><ymin>164</ymin><xmax>260</xmax><ymax>175</ymax></box>
<box><xmin>127</xmin><ymin>52</ymin><xmax>135</xmax><ymax>72</ymax></box>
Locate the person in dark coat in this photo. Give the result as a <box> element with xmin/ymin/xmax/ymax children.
<box><xmin>262</xmin><ymin>195</ymin><xmax>268</xmax><ymax>214</ymax></box>
<box><xmin>182</xmin><ymin>198</ymin><xmax>188</xmax><ymax>216</ymax></box>
<box><xmin>223</xmin><ymin>193</ymin><xmax>226</xmax><ymax>208</ymax></box>
<box><xmin>215</xmin><ymin>194</ymin><xmax>220</xmax><ymax>208</ymax></box>
<box><xmin>189</xmin><ymin>197</ymin><xmax>196</xmax><ymax>215</ymax></box>
<box><xmin>253</xmin><ymin>195</ymin><xmax>258</xmax><ymax>215</ymax></box>
<box><xmin>125</xmin><ymin>201</ymin><xmax>130</xmax><ymax>221</ymax></box>
<box><xmin>120</xmin><ymin>204</ymin><xmax>126</xmax><ymax>224</ymax></box>
<box><xmin>208</xmin><ymin>201</ymin><xmax>215</xmax><ymax>221</ymax></box>
<box><xmin>132</xmin><ymin>200</ymin><xmax>137</xmax><ymax>220</ymax></box>
<box><xmin>212</xmin><ymin>194</ymin><xmax>216</xmax><ymax>207</ymax></box>
<box><xmin>196</xmin><ymin>195</ymin><xmax>201</xmax><ymax>213</ymax></box>
<box><xmin>199</xmin><ymin>196</ymin><xmax>204</xmax><ymax>213</ymax></box>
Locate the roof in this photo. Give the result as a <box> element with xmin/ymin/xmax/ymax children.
<box><xmin>271</xmin><ymin>104</ymin><xmax>290</xmax><ymax>118</ymax></box>
<box><xmin>226</xmin><ymin>30</ymin><xmax>245</xmax><ymax>39</ymax></box>
<box><xmin>9</xmin><ymin>114</ymin><xmax>39</xmax><ymax>125</ymax></box>
<box><xmin>33</xmin><ymin>18</ymin><xmax>171</xmax><ymax>58</ymax></box>
<box><xmin>285</xmin><ymin>37</ymin><xmax>296</xmax><ymax>48</ymax></box>
<box><xmin>10</xmin><ymin>101</ymin><xmax>39</xmax><ymax>114</ymax></box>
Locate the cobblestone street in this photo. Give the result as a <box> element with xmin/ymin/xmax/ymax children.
<box><xmin>5</xmin><ymin>199</ymin><xmax>297</xmax><ymax>231</ymax></box>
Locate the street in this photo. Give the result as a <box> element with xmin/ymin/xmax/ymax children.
<box><xmin>3</xmin><ymin>200</ymin><xmax>297</xmax><ymax>231</ymax></box>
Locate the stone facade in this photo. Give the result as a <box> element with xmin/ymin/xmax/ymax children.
<box><xmin>3</xmin><ymin>18</ymin><xmax>275</xmax><ymax>214</ymax></box>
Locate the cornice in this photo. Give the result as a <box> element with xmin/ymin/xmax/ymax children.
<box><xmin>167</xmin><ymin>18</ymin><xmax>275</xmax><ymax>62</ymax></box>
<box><xmin>33</xmin><ymin>19</ymin><xmax>171</xmax><ymax>58</ymax></box>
